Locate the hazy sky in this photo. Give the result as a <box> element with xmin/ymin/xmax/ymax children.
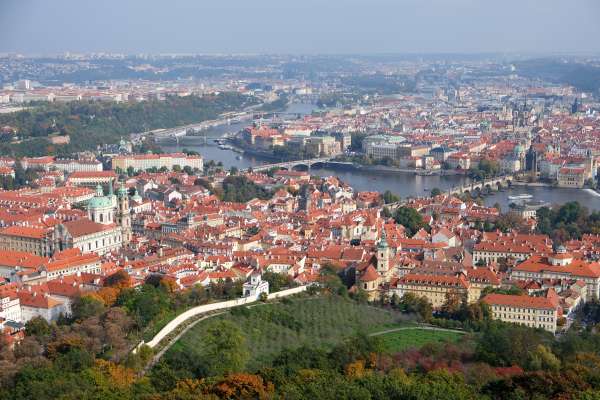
<box><xmin>1</xmin><ymin>0</ymin><xmax>600</xmax><ymax>55</ymax></box>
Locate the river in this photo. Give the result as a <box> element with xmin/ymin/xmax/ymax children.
<box><xmin>160</xmin><ymin>102</ymin><xmax>600</xmax><ymax>211</ymax></box>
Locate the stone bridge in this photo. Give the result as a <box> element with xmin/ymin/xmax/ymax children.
<box><xmin>248</xmin><ymin>157</ymin><xmax>334</xmax><ymax>173</ymax></box>
<box><xmin>447</xmin><ymin>174</ymin><xmax>514</xmax><ymax>196</ymax></box>
<box><xmin>384</xmin><ymin>174</ymin><xmax>515</xmax><ymax>209</ymax></box>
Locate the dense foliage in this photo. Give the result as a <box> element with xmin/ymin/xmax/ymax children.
<box><xmin>0</xmin><ymin>93</ymin><xmax>257</xmax><ymax>157</ymax></box>
<box><xmin>0</xmin><ymin>161</ymin><xmax>39</xmax><ymax>190</ymax></box>
<box><xmin>468</xmin><ymin>159</ymin><xmax>500</xmax><ymax>180</ymax></box>
<box><xmin>217</xmin><ymin>176</ymin><xmax>273</xmax><ymax>203</ymax></box>
<box><xmin>6</xmin><ymin>284</ymin><xmax>600</xmax><ymax>399</ymax></box>
<box><xmin>393</xmin><ymin>206</ymin><xmax>428</xmax><ymax>236</ymax></box>
<box><xmin>536</xmin><ymin>201</ymin><xmax>600</xmax><ymax>241</ymax></box>
<box><xmin>341</xmin><ymin>73</ymin><xmax>417</xmax><ymax>94</ymax></box>
<box><xmin>271</xmin><ymin>143</ymin><xmax>319</xmax><ymax>161</ymax></box>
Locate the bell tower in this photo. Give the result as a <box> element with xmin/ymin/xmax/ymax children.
<box><xmin>377</xmin><ymin>229</ymin><xmax>390</xmax><ymax>274</ymax></box>
<box><xmin>116</xmin><ymin>182</ymin><xmax>132</xmax><ymax>245</ymax></box>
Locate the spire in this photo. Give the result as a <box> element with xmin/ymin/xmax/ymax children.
<box><xmin>117</xmin><ymin>181</ymin><xmax>128</xmax><ymax>198</ymax></box>
<box><xmin>378</xmin><ymin>228</ymin><xmax>388</xmax><ymax>249</ymax></box>
<box><xmin>95</xmin><ymin>184</ymin><xmax>103</xmax><ymax>197</ymax></box>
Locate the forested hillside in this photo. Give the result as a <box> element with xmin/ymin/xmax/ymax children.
<box><xmin>0</xmin><ymin>92</ymin><xmax>257</xmax><ymax>157</ymax></box>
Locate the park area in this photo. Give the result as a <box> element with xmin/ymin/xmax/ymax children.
<box><xmin>166</xmin><ymin>295</ymin><xmax>465</xmax><ymax>370</ymax></box>
<box><xmin>375</xmin><ymin>327</ymin><xmax>464</xmax><ymax>353</ymax></box>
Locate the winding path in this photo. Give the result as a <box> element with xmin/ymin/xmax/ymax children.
<box><xmin>369</xmin><ymin>325</ymin><xmax>466</xmax><ymax>337</ymax></box>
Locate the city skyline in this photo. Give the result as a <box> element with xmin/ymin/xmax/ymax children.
<box><xmin>2</xmin><ymin>0</ymin><xmax>600</xmax><ymax>55</ymax></box>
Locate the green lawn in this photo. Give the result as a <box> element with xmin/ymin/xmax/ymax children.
<box><xmin>376</xmin><ymin>328</ymin><xmax>464</xmax><ymax>353</ymax></box>
<box><xmin>167</xmin><ymin>296</ymin><xmax>410</xmax><ymax>369</ymax></box>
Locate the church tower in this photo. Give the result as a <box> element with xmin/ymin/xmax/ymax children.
<box><xmin>88</xmin><ymin>185</ymin><xmax>114</xmax><ymax>225</ymax></box>
<box><xmin>377</xmin><ymin>230</ymin><xmax>390</xmax><ymax>274</ymax></box>
<box><xmin>116</xmin><ymin>182</ymin><xmax>132</xmax><ymax>245</ymax></box>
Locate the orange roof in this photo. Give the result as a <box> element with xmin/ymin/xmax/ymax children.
<box><xmin>0</xmin><ymin>250</ymin><xmax>47</xmax><ymax>268</ymax></box>
<box><xmin>69</xmin><ymin>171</ymin><xmax>116</xmax><ymax>178</ymax></box>
<box><xmin>62</xmin><ymin>219</ymin><xmax>117</xmax><ymax>237</ymax></box>
<box><xmin>0</xmin><ymin>225</ymin><xmax>48</xmax><ymax>239</ymax></box>
<box><xmin>361</xmin><ymin>265</ymin><xmax>380</xmax><ymax>282</ymax></box>
<box><xmin>514</xmin><ymin>255</ymin><xmax>600</xmax><ymax>278</ymax></box>
<box><xmin>399</xmin><ymin>273</ymin><xmax>470</xmax><ymax>288</ymax></box>
<box><xmin>483</xmin><ymin>293</ymin><xmax>557</xmax><ymax>310</ymax></box>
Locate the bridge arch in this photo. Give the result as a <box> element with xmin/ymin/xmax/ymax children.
<box><xmin>292</xmin><ymin>164</ymin><xmax>309</xmax><ymax>171</ymax></box>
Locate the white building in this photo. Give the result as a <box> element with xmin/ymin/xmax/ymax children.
<box><xmin>243</xmin><ymin>272</ymin><xmax>269</xmax><ymax>299</ymax></box>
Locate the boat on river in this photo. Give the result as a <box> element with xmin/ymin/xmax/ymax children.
<box><xmin>508</xmin><ymin>194</ymin><xmax>533</xmax><ymax>201</ymax></box>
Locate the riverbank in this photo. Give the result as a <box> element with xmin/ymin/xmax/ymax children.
<box><xmin>511</xmin><ymin>181</ymin><xmax>553</xmax><ymax>187</ymax></box>
<box><xmin>157</xmin><ymin>102</ymin><xmax>600</xmax><ymax>211</ymax></box>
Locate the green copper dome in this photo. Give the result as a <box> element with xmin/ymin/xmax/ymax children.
<box><xmin>88</xmin><ymin>196</ymin><xmax>112</xmax><ymax>209</ymax></box>
<box><xmin>88</xmin><ymin>185</ymin><xmax>113</xmax><ymax>209</ymax></box>
<box><xmin>131</xmin><ymin>190</ymin><xmax>142</xmax><ymax>203</ymax></box>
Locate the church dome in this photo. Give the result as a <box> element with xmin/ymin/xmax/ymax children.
<box><xmin>88</xmin><ymin>185</ymin><xmax>112</xmax><ymax>209</ymax></box>
<box><xmin>88</xmin><ymin>195</ymin><xmax>112</xmax><ymax>209</ymax></box>
<box><xmin>131</xmin><ymin>189</ymin><xmax>142</xmax><ymax>203</ymax></box>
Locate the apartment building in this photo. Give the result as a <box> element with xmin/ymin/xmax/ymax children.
<box><xmin>483</xmin><ymin>293</ymin><xmax>559</xmax><ymax>333</ymax></box>
<box><xmin>472</xmin><ymin>232</ymin><xmax>552</xmax><ymax>264</ymax></box>
<box><xmin>557</xmin><ymin>167</ymin><xmax>586</xmax><ymax>188</ymax></box>
<box><xmin>511</xmin><ymin>249</ymin><xmax>600</xmax><ymax>300</ymax></box>
<box><xmin>53</xmin><ymin>159</ymin><xmax>103</xmax><ymax>174</ymax></box>
<box><xmin>391</xmin><ymin>273</ymin><xmax>477</xmax><ymax>308</ymax></box>
<box><xmin>0</xmin><ymin>226</ymin><xmax>53</xmax><ymax>257</ymax></box>
<box><xmin>111</xmin><ymin>153</ymin><xmax>203</xmax><ymax>172</ymax></box>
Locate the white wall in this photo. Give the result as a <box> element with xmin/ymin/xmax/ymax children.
<box><xmin>144</xmin><ymin>285</ymin><xmax>307</xmax><ymax>348</ymax></box>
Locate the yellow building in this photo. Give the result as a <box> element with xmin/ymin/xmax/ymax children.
<box><xmin>0</xmin><ymin>226</ymin><xmax>53</xmax><ymax>257</ymax></box>
<box><xmin>111</xmin><ymin>153</ymin><xmax>203</xmax><ymax>172</ymax></box>
<box><xmin>392</xmin><ymin>273</ymin><xmax>476</xmax><ymax>308</ymax></box>
<box><xmin>482</xmin><ymin>293</ymin><xmax>559</xmax><ymax>333</ymax></box>
<box><xmin>557</xmin><ymin>166</ymin><xmax>586</xmax><ymax>188</ymax></box>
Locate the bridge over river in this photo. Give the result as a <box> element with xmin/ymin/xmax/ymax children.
<box><xmin>384</xmin><ymin>175</ymin><xmax>515</xmax><ymax>209</ymax></box>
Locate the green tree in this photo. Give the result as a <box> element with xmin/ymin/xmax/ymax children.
<box><xmin>25</xmin><ymin>316</ymin><xmax>52</xmax><ymax>338</ymax></box>
<box><xmin>430</xmin><ymin>187</ymin><xmax>442</xmax><ymax>196</ymax></box>
<box><xmin>201</xmin><ymin>320</ymin><xmax>249</xmax><ymax>376</ymax></box>
<box><xmin>382</xmin><ymin>190</ymin><xmax>400</xmax><ymax>204</ymax></box>
<box><xmin>71</xmin><ymin>295</ymin><xmax>106</xmax><ymax>321</ymax></box>
<box><xmin>393</xmin><ymin>207</ymin><xmax>427</xmax><ymax>236</ymax></box>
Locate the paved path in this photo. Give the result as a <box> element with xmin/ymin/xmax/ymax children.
<box><xmin>369</xmin><ymin>325</ymin><xmax>466</xmax><ymax>337</ymax></box>
<box><xmin>144</xmin><ymin>311</ymin><xmax>227</xmax><ymax>373</ymax></box>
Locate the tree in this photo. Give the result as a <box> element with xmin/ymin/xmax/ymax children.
<box><xmin>528</xmin><ymin>345</ymin><xmax>561</xmax><ymax>371</ymax></box>
<box><xmin>104</xmin><ymin>270</ymin><xmax>131</xmax><ymax>288</ymax></box>
<box><xmin>430</xmin><ymin>187</ymin><xmax>442</xmax><ymax>197</ymax></box>
<box><xmin>201</xmin><ymin>320</ymin><xmax>249</xmax><ymax>376</ymax></box>
<box><xmin>71</xmin><ymin>295</ymin><xmax>105</xmax><ymax>321</ymax></box>
<box><xmin>441</xmin><ymin>291</ymin><xmax>462</xmax><ymax>317</ymax></box>
<box><xmin>397</xmin><ymin>293</ymin><xmax>433</xmax><ymax>321</ymax></box>
<box><xmin>219</xmin><ymin>175</ymin><xmax>272</xmax><ymax>203</ymax></box>
<box><xmin>193</xmin><ymin>177</ymin><xmax>211</xmax><ymax>189</ymax></box>
<box><xmin>382</xmin><ymin>190</ymin><xmax>400</xmax><ymax>204</ymax></box>
<box><xmin>25</xmin><ymin>316</ymin><xmax>51</xmax><ymax>338</ymax></box>
<box><xmin>394</xmin><ymin>207</ymin><xmax>427</xmax><ymax>236</ymax></box>
<box><xmin>262</xmin><ymin>271</ymin><xmax>294</xmax><ymax>292</ymax></box>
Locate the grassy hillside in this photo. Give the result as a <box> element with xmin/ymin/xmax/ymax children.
<box><xmin>165</xmin><ymin>296</ymin><xmax>460</xmax><ymax>371</ymax></box>
<box><xmin>376</xmin><ymin>328</ymin><xmax>464</xmax><ymax>353</ymax></box>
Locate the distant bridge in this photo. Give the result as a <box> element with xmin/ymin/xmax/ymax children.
<box><xmin>248</xmin><ymin>157</ymin><xmax>335</xmax><ymax>173</ymax></box>
<box><xmin>384</xmin><ymin>174</ymin><xmax>515</xmax><ymax>209</ymax></box>
<box><xmin>447</xmin><ymin>175</ymin><xmax>514</xmax><ymax>196</ymax></box>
